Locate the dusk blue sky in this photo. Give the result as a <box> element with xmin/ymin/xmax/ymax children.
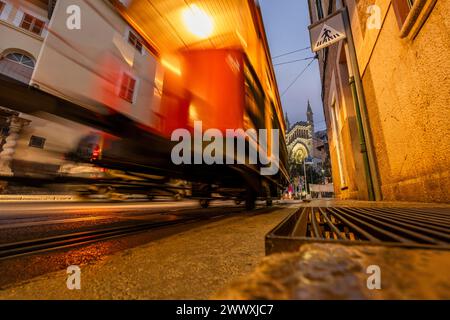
<box><xmin>259</xmin><ymin>0</ymin><xmax>326</xmax><ymax>131</ymax></box>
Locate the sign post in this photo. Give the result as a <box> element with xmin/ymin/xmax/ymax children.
<box><xmin>308</xmin><ymin>8</ymin><xmax>379</xmax><ymax>201</ymax></box>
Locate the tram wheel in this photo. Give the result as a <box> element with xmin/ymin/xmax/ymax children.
<box><xmin>245</xmin><ymin>189</ymin><xmax>256</xmax><ymax>211</ymax></box>
<box><xmin>200</xmin><ymin>199</ymin><xmax>210</xmax><ymax>208</ymax></box>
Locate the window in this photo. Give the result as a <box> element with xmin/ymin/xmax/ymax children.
<box><xmin>20</xmin><ymin>13</ymin><xmax>45</xmax><ymax>36</ymax></box>
<box><xmin>393</xmin><ymin>0</ymin><xmax>435</xmax><ymax>38</ymax></box>
<box><xmin>5</xmin><ymin>53</ymin><xmax>35</xmax><ymax>68</ymax></box>
<box><xmin>29</xmin><ymin>136</ymin><xmax>46</xmax><ymax>149</ymax></box>
<box><xmin>119</xmin><ymin>73</ymin><xmax>136</xmax><ymax>103</ymax></box>
<box><xmin>392</xmin><ymin>0</ymin><xmax>414</xmax><ymax>27</ymax></box>
<box><xmin>0</xmin><ymin>2</ymin><xmax>5</xmax><ymax>16</ymax></box>
<box><xmin>128</xmin><ymin>31</ymin><xmax>143</xmax><ymax>53</ymax></box>
<box><xmin>316</xmin><ymin>0</ymin><xmax>324</xmax><ymax>20</ymax></box>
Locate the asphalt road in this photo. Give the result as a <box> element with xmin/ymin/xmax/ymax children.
<box><xmin>0</xmin><ymin>199</ymin><xmax>256</xmax><ymax>288</ymax></box>
<box><xmin>0</xmin><ymin>200</ymin><xmax>239</xmax><ymax>242</ymax></box>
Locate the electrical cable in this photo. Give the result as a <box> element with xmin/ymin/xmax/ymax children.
<box><xmin>281</xmin><ymin>59</ymin><xmax>315</xmax><ymax>97</ymax></box>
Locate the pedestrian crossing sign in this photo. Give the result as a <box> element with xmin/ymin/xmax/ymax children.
<box><xmin>314</xmin><ymin>24</ymin><xmax>345</xmax><ymax>50</ymax></box>
<box><xmin>309</xmin><ymin>10</ymin><xmax>347</xmax><ymax>52</ymax></box>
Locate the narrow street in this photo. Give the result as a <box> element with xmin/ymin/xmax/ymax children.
<box><xmin>0</xmin><ymin>199</ymin><xmax>448</xmax><ymax>299</ymax></box>
<box><xmin>0</xmin><ymin>200</ymin><xmax>294</xmax><ymax>299</ymax></box>
<box><xmin>0</xmin><ymin>0</ymin><xmax>449</xmax><ymax>310</ymax></box>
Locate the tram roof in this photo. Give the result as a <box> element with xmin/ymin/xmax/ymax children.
<box><xmin>111</xmin><ymin>0</ymin><xmax>260</xmax><ymax>54</ymax></box>
<box><xmin>109</xmin><ymin>0</ymin><xmax>286</xmax><ymax>133</ymax></box>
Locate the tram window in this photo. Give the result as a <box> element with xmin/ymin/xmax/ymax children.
<box><xmin>119</xmin><ymin>73</ymin><xmax>137</xmax><ymax>103</ymax></box>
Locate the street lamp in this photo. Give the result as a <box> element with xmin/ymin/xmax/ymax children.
<box><xmin>303</xmin><ymin>158</ymin><xmax>307</xmax><ymax>195</ymax></box>
<box><xmin>303</xmin><ymin>156</ymin><xmax>314</xmax><ymax>195</ymax></box>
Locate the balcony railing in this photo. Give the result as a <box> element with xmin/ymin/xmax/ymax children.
<box><xmin>0</xmin><ymin>60</ymin><xmax>33</xmax><ymax>85</ymax></box>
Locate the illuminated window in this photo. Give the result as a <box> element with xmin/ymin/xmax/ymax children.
<box><xmin>5</xmin><ymin>53</ymin><xmax>35</xmax><ymax>68</ymax></box>
<box><xmin>128</xmin><ymin>31</ymin><xmax>143</xmax><ymax>53</ymax></box>
<box><xmin>20</xmin><ymin>13</ymin><xmax>45</xmax><ymax>35</ymax></box>
<box><xmin>119</xmin><ymin>73</ymin><xmax>136</xmax><ymax>103</ymax></box>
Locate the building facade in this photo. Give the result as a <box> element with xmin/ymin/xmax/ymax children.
<box><xmin>308</xmin><ymin>0</ymin><xmax>449</xmax><ymax>202</ymax></box>
<box><xmin>286</xmin><ymin>101</ymin><xmax>315</xmax><ymax>165</ymax></box>
<box><xmin>0</xmin><ymin>0</ymin><xmax>162</xmax><ymax>178</ymax></box>
<box><xmin>285</xmin><ymin>101</ymin><xmax>331</xmax><ymax>193</ymax></box>
<box><xmin>0</xmin><ymin>0</ymin><xmax>51</xmax><ymax>176</ymax></box>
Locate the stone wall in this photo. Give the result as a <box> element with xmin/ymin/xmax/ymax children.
<box><xmin>310</xmin><ymin>0</ymin><xmax>449</xmax><ymax>202</ymax></box>
<box><xmin>360</xmin><ymin>0</ymin><xmax>450</xmax><ymax>202</ymax></box>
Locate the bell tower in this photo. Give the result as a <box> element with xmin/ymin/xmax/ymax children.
<box><xmin>285</xmin><ymin>112</ymin><xmax>291</xmax><ymax>132</ymax></box>
<box><xmin>306</xmin><ymin>100</ymin><xmax>314</xmax><ymax>137</ymax></box>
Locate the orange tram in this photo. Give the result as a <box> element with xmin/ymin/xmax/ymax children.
<box><xmin>0</xmin><ymin>0</ymin><xmax>289</xmax><ymax>209</ymax></box>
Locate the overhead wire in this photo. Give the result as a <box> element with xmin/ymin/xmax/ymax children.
<box><xmin>272</xmin><ymin>46</ymin><xmax>311</xmax><ymax>59</ymax></box>
<box><xmin>274</xmin><ymin>56</ymin><xmax>316</xmax><ymax>66</ymax></box>
<box><xmin>281</xmin><ymin>58</ymin><xmax>316</xmax><ymax>97</ymax></box>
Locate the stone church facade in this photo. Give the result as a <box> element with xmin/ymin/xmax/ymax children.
<box><xmin>286</xmin><ymin>101</ymin><xmax>315</xmax><ymax>165</ymax></box>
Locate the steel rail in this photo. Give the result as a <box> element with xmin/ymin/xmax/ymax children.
<box><xmin>386</xmin><ymin>207</ymin><xmax>450</xmax><ymax>222</ymax></box>
<box><xmin>327</xmin><ymin>208</ymin><xmax>380</xmax><ymax>242</ymax></box>
<box><xmin>364</xmin><ymin>207</ymin><xmax>450</xmax><ymax>229</ymax></box>
<box><xmin>358</xmin><ymin>208</ymin><xmax>450</xmax><ymax>239</ymax></box>
<box><xmin>0</xmin><ymin>208</ymin><xmax>244</xmax><ymax>261</ymax></box>
<box><xmin>318</xmin><ymin>208</ymin><xmax>345</xmax><ymax>240</ymax></box>
<box><xmin>331</xmin><ymin>208</ymin><xmax>410</xmax><ymax>243</ymax></box>
<box><xmin>310</xmin><ymin>207</ymin><xmax>321</xmax><ymax>238</ymax></box>
<box><xmin>336</xmin><ymin>208</ymin><xmax>442</xmax><ymax>244</ymax></box>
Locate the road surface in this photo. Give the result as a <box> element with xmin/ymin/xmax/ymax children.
<box><xmin>0</xmin><ymin>199</ymin><xmax>266</xmax><ymax>288</ymax></box>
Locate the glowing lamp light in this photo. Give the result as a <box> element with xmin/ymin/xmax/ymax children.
<box><xmin>182</xmin><ymin>4</ymin><xmax>214</xmax><ymax>38</ymax></box>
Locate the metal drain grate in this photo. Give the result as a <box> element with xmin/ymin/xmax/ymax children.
<box><xmin>266</xmin><ymin>207</ymin><xmax>450</xmax><ymax>254</ymax></box>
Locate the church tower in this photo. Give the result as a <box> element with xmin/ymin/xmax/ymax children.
<box><xmin>306</xmin><ymin>100</ymin><xmax>314</xmax><ymax>138</ymax></box>
<box><xmin>284</xmin><ymin>112</ymin><xmax>291</xmax><ymax>132</ymax></box>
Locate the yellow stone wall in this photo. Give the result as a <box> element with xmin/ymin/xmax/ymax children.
<box><xmin>309</xmin><ymin>0</ymin><xmax>449</xmax><ymax>202</ymax></box>
<box><xmin>356</xmin><ymin>0</ymin><xmax>450</xmax><ymax>202</ymax></box>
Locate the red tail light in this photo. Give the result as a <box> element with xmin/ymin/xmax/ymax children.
<box><xmin>91</xmin><ymin>145</ymin><xmax>101</xmax><ymax>161</ymax></box>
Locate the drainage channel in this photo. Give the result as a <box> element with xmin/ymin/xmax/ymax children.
<box><xmin>266</xmin><ymin>207</ymin><xmax>450</xmax><ymax>254</ymax></box>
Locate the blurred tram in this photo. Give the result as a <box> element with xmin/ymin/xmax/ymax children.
<box><xmin>1</xmin><ymin>0</ymin><xmax>288</xmax><ymax>208</ymax></box>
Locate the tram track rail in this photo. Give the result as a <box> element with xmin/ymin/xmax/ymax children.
<box><xmin>0</xmin><ymin>207</ymin><xmax>241</xmax><ymax>261</ymax></box>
